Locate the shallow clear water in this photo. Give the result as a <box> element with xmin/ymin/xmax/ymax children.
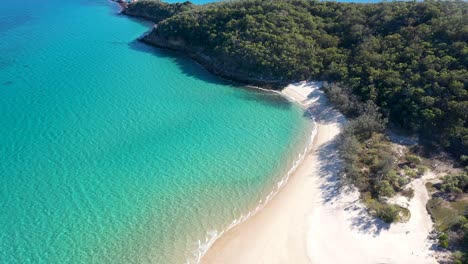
<box><xmin>0</xmin><ymin>0</ymin><xmax>313</xmax><ymax>263</ymax></box>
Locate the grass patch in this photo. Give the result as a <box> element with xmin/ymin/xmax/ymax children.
<box><xmin>401</xmin><ymin>188</ymin><xmax>415</xmax><ymax>199</ymax></box>
<box><xmin>399</xmin><ymin>207</ymin><xmax>411</xmax><ymax>223</ymax></box>
<box><xmin>427</xmin><ymin>197</ymin><xmax>464</xmax><ymax>231</ymax></box>
<box><xmin>426</xmin><ymin>173</ymin><xmax>468</xmax><ymax>262</ymax></box>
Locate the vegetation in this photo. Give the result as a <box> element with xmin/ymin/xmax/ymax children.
<box><xmin>123</xmin><ymin>0</ymin><xmax>194</xmax><ymax>23</ymax></box>
<box><xmin>130</xmin><ymin>0</ymin><xmax>467</xmax><ymax>160</ymax></box>
<box><xmin>427</xmin><ymin>172</ymin><xmax>468</xmax><ymax>263</ymax></box>
<box><xmin>362</xmin><ymin>192</ymin><xmax>410</xmax><ymax>223</ymax></box>
<box><xmin>441</xmin><ymin>172</ymin><xmax>468</xmax><ymax>194</ymax></box>
<box><xmin>324</xmin><ymin>81</ymin><xmax>421</xmax><ymax>223</ymax></box>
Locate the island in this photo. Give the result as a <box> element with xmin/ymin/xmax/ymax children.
<box><xmin>118</xmin><ymin>0</ymin><xmax>467</xmax><ymax>263</ymax></box>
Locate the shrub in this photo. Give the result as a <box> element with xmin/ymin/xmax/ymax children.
<box><xmin>377</xmin><ymin>180</ymin><xmax>395</xmax><ymax>198</ymax></box>
<box><xmin>406</xmin><ymin>154</ymin><xmax>421</xmax><ymax>167</ymax></box>
<box><xmin>405</xmin><ymin>168</ymin><xmax>418</xmax><ymax>178</ymax></box>
<box><xmin>397</xmin><ymin>176</ymin><xmax>409</xmax><ymax>189</ymax></box>
<box><xmin>452</xmin><ymin>251</ymin><xmax>466</xmax><ymax>264</ymax></box>
<box><xmin>323</xmin><ymin>83</ymin><xmax>361</xmax><ymax>117</ymax></box>
<box><xmin>439</xmin><ymin>233</ymin><xmax>449</xmax><ymax>248</ymax></box>
<box><xmin>363</xmin><ymin>193</ymin><xmax>401</xmax><ymax>223</ymax></box>
<box><xmin>345</xmin><ymin>101</ymin><xmax>387</xmax><ymax>141</ymax></box>
<box><xmin>386</xmin><ymin>170</ymin><xmax>408</xmax><ymax>190</ymax></box>
<box><xmin>375</xmin><ymin>204</ymin><xmax>400</xmax><ymax>223</ymax></box>
<box><xmin>416</xmin><ymin>165</ymin><xmax>429</xmax><ymax>176</ymax></box>
<box><xmin>441</xmin><ymin>173</ymin><xmax>468</xmax><ymax>194</ymax></box>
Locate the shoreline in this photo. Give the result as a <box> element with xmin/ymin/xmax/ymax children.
<box><xmin>188</xmin><ymin>83</ymin><xmax>319</xmax><ymax>263</ymax></box>
<box><xmin>201</xmin><ymin>82</ymin><xmax>438</xmax><ymax>264</ymax></box>
<box><xmin>201</xmin><ymin>81</ymin><xmax>344</xmax><ymax>263</ymax></box>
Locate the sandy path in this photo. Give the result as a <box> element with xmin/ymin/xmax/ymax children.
<box><xmin>201</xmin><ymin>82</ymin><xmax>437</xmax><ymax>264</ymax></box>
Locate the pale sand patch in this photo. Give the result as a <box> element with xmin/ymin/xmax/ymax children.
<box><xmin>308</xmin><ymin>170</ymin><xmax>437</xmax><ymax>264</ymax></box>
<box><xmin>201</xmin><ymin>81</ymin><xmax>437</xmax><ymax>264</ymax></box>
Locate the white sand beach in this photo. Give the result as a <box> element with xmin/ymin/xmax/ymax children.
<box><xmin>201</xmin><ymin>82</ymin><xmax>437</xmax><ymax>264</ymax></box>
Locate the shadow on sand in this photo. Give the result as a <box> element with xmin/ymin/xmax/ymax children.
<box><xmin>304</xmin><ymin>88</ymin><xmax>344</xmax><ymax>125</ymax></box>
<box><xmin>306</xmin><ymin>88</ymin><xmax>391</xmax><ymax>236</ymax></box>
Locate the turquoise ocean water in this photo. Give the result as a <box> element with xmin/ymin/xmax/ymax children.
<box><xmin>0</xmin><ymin>0</ymin><xmax>315</xmax><ymax>263</ymax></box>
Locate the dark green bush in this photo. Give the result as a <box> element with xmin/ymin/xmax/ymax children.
<box><xmin>441</xmin><ymin>172</ymin><xmax>468</xmax><ymax>194</ymax></box>
<box><xmin>439</xmin><ymin>233</ymin><xmax>449</xmax><ymax>248</ymax></box>
<box><xmin>406</xmin><ymin>154</ymin><xmax>421</xmax><ymax>167</ymax></box>
<box><xmin>375</xmin><ymin>203</ymin><xmax>400</xmax><ymax>224</ymax></box>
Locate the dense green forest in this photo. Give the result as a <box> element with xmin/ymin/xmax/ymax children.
<box><xmin>129</xmin><ymin>0</ymin><xmax>467</xmax><ymax>160</ymax></box>
<box><xmin>122</xmin><ymin>0</ymin><xmax>194</xmax><ymax>23</ymax></box>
